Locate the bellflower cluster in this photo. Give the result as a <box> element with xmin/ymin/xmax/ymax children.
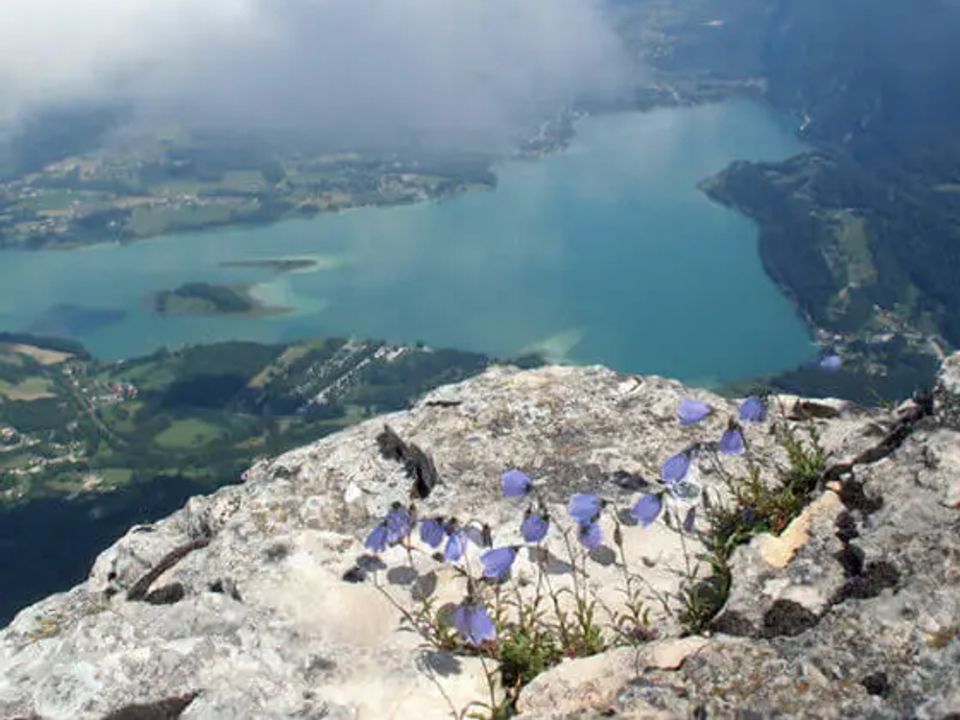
<box><xmin>361</xmin><ymin>395</ymin><xmax>775</xmax><ymax>654</ymax></box>
<box><xmin>506</xmin><ymin>468</ymin><xmax>551</xmax><ymax>543</ymax></box>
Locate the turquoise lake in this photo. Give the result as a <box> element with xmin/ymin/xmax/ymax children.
<box><xmin>0</xmin><ymin>101</ymin><xmax>814</xmax><ymax>384</ymax></box>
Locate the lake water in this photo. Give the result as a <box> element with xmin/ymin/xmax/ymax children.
<box><xmin>0</xmin><ymin>101</ymin><xmax>813</xmax><ymax>626</ymax></box>
<box><xmin>0</xmin><ymin>101</ymin><xmax>812</xmax><ymax>385</ymax></box>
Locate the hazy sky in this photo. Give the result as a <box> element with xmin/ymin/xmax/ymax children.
<box><xmin>0</xmin><ymin>0</ymin><xmax>629</xmax><ymax>149</ymax></box>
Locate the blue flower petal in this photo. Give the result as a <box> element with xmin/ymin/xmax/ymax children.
<box><xmin>568</xmin><ymin>493</ymin><xmax>602</xmax><ymax>525</ymax></box>
<box><xmin>661</xmin><ymin>452</ymin><xmax>690</xmax><ymax>484</ymax></box>
<box><xmin>578</xmin><ymin>520</ymin><xmax>603</xmax><ymax>550</ymax></box>
<box><xmin>481</xmin><ymin>547</ymin><xmax>517</xmax><ymax>580</ymax></box>
<box><xmin>467</xmin><ymin>605</ymin><xmax>496</xmax><ymax>644</ymax></box>
<box><xmin>718</xmin><ymin>428</ymin><xmax>745</xmax><ymax>456</ymax></box>
<box><xmin>739</xmin><ymin>396</ymin><xmax>767</xmax><ymax>423</ymax></box>
<box><xmin>501</xmin><ymin>469</ymin><xmax>533</xmax><ymax>497</ymax></box>
<box><xmin>444</xmin><ymin>528</ymin><xmax>467</xmax><ymax>562</ymax></box>
<box><xmin>453</xmin><ymin>603</ymin><xmax>470</xmax><ymax>637</ymax></box>
<box><xmin>385</xmin><ymin>505</ymin><xmax>412</xmax><ymax>544</ymax></box>
<box><xmin>419</xmin><ymin>518</ymin><xmax>446</xmax><ymax>549</ymax></box>
<box><xmin>454</xmin><ymin>603</ymin><xmax>496</xmax><ymax>645</ymax></box>
<box><xmin>678</xmin><ymin>398</ymin><xmax>711</xmax><ymax>426</ymax></box>
<box><xmin>630</xmin><ymin>494</ymin><xmax>663</xmax><ymax>527</ymax></box>
<box><xmin>364</xmin><ymin>523</ymin><xmax>389</xmax><ymax>553</ymax></box>
<box><xmin>521</xmin><ymin>512</ymin><xmax>549</xmax><ymax>543</ymax></box>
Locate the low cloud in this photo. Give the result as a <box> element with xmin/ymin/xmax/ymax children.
<box><xmin>0</xmin><ymin>0</ymin><xmax>629</xmax><ymax>150</ymax></box>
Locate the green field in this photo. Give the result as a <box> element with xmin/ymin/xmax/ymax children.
<box><xmin>0</xmin><ymin>376</ymin><xmax>56</xmax><ymax>401</ymax></box>
<box><xmin>94</xmin><ymin>467</ymin><xmax>134</xmax><ymax>488</ymax></box>
<box><xmin>129</xmin><ymin>203</ymin><xmax>239</xmax><ymax>237</ymax></box>
<box><xmin>97</xmin><ymin>402</ymin><xmax>144</xmax><ymax>434</ymax></box>
<box><xmin>832</xmin><ymin>212</ymin><xmax>878</xmax><ymax>287</ymax></box>
<box><xmin>154</xmin><ymin>418</ymin><xmax>225</xmax><ymax>449</ymax></box>
<box><xmin>20</xmin><ymin>189</ymin><xmax>83</xmax><ymax>212</ymax></box>
<box><xmin>219</xmin><ymin>170</ymin><xmax>268</xmax><ymax>193</ymax></box>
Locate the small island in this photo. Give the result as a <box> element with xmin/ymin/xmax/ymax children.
<box><xmin>151</xmin><ymin>282</ymin><xmax>286</xmax><ymax>317</ymax></box>
<box><xmin>220</xmin><ymin>258</ymin><xmax>318</xmax><ymax>273</ymax></box>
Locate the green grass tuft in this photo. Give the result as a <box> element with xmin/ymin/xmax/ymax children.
<box><xmin>497</xmin><ymin>627</ymin><xmax>561</xmax><ymax>692</ymax></box>
<box><xmin>680</xmin><ymin>423</ymin><xmax>827</xmax><ymax>635</ymax></box>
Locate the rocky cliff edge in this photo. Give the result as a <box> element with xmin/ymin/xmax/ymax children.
<box><xmin>1</xmin><ymin>356</ymin><xmax>959</xmax><ymax>719</ymax></box>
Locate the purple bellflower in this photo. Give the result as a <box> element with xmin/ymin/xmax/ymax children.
<box><xmin>419</xmin><ymin>518</ymin><xmax>446</xmax><ymax>549</ymax></box>
<box><xmin>678</xmin><ymin>398</ymin><xmax>711</xmax><ymax>426</ymax></box>
<box><xmin>568</xmin><ymin>493</ymin><xmax>602</xmax><ymax>525</ymax></box>
<box><xmin>630</xmin><ymin>494</ymin><xmax>663</xmax><ymax>527</ymax></box>
<box><xmin>453</xmin><ymin>602</ymin><xmax>496</xmax><ymax>645</ymax></box>
<box><xmin>501</xmin><ymin>469</ymin><xmax>533</xmax><ymax>497</ymax></box>
<box><xmin>739</xmin><ymin>396</ymin><xmax>767</xmax><ymax>423</ymax></box>
<box><xmin>521</xmin><ymin>511</ymin><xmax>549</xmax><ymax>543</ymax></box>
<box><xmin>364</xmin><ymin>523</ymin><xmax>389</xmax><ymax>553</ymax></box>
<box><xmin>579</xmin><ymin>520</ymin><xmax>603</xmax><ymax>549</ymax></box>
<box><xmin>719</xmin><ymin>427</ymin><xmax>746</xmax><ymax>456</ymax></box>
<box><xmin>481</xmin><ymin>547</ymin><xmax>518</xmax><ymax>580</ymax></box>
<box><xmin>444</xmin><ymin>523</ymin><xmax>467</xmax><ymax>562</ymax></box>
<box><xmin>661</xmin><ymin>451</ymin><xmax>691</xmax><ymax>484</ymax></box>
<box><xmin>385</xmin><ymin>504</ymin><xmax>413</xmax><ymax>544</ymax></box>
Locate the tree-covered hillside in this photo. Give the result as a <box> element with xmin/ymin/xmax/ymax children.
<box><xmin>619</xmin><ymin>0</ymin><xmax>960</xmax><ymax>358</ymax></box>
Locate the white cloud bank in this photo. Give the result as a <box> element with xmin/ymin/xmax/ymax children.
<box><xmin>0</xmin><ymin>0</ymin><xmax>629</xmax><ymax>148</ymax></box>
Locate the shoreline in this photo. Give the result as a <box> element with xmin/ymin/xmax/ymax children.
<box><xmin>0</xmin><ymin>92</ymin><xmax>761</xmax><ymax>256</ymax></box>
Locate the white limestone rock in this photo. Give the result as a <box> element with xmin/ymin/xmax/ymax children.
<box><xmin>1</xmin><ymin>358</ymin><xmax>956</xmax><ymax>720</ymax></box>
